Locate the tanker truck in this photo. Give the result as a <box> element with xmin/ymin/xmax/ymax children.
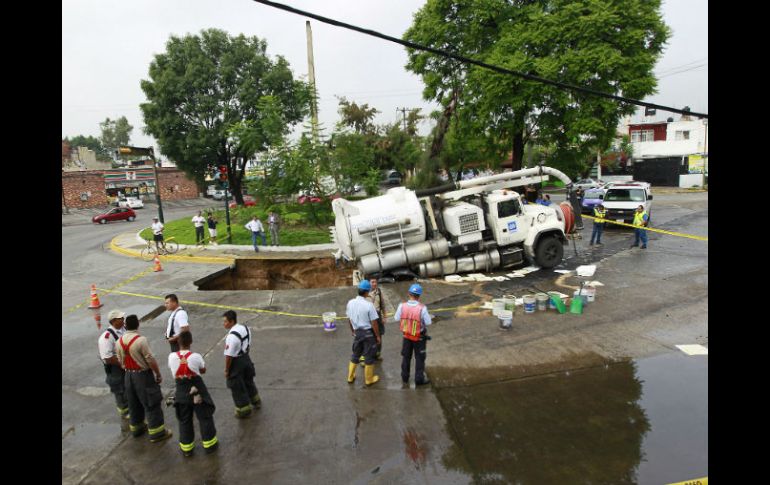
<box><xmin>331</xmin><ymin>166</ymin><xmax>577</xmax><ymax>279</ymax></box>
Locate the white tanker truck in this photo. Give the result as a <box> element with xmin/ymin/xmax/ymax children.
<box><xmin>331</xmin><ymin>166</ymin><xmax>577</xmax><ymax>279</ymax></box>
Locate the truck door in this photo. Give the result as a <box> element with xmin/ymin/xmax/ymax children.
<box><xmin>491</xmin><ymin>198</ymin><xmax>527</xmax><ymax>246</ymax></box>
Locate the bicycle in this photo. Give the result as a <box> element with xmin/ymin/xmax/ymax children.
<box><xmin>140</xmin><ymin>236</ymin><xmax>179</xmax><ymax>261</ymax></box>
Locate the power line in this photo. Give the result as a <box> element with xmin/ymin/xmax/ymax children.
<box><xmin>250</xmin><ymin>0</ymin><xmax>708</xmax><ymax>119</ymax></box>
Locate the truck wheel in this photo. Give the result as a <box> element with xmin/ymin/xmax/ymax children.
<box><xmin>535</xmin><ymin>236</ymin><xmax>563</xmax><ymax>268</ymax></box>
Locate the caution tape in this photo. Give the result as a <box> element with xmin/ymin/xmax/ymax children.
<box><xmin>582</xmin><ymin>214</ymin><xmax>708</xmax><ymax>241</ymax></box>
<box><xmin>64</xmin><ymin>268</ymin><xmax>155</xmax><ymax>314</ymax></box>
<box><xmin>666</xmin><ymin>477</ymin><xmax>707</xmax><ymax>485</ymax></box>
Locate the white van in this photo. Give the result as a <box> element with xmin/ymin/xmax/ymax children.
<box><xmin>601</xmin><ymin>182</ymin><xmax>653</xmax><ymax>225</ymax></box>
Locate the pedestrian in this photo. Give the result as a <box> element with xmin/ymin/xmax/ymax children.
<box><xmin>589</xmin><ymin>203</ymin><xmax>607</xmax><ymax>246</ymax></box>
<box><xmin>541</xmin><ymin>194</ymin><xmax>552</xmax><ymax>206</ymax></box>
<box><xmin>365</xmin><ymin>277</ymin><xmax>388</xmax><ymax>362</ymax></box>
<box><xmin>151</xmin><ymin>217</ymin><xmax>166</xmax><ymax>252</ymax></box>
<box><xmin>207</xmin><ymin>213</ymin><xmax>218</xmax><ymax>245</ymax></box>
<box><xmin>525</xmin><ymin>185</ymin><xmax>538</xmax><ymax>204</ymax></box>
<box><xmin>192</xmin><ymin>211</ymin><xmax>206</xmax><ymax>245</ymax></box>
<box><xmin>631</xmin><ymin>204</ymin><xmax>649</xmax><ymax>249</ymax></box>
<box><xmin>116</xmin><ymin>314</ymin><xmax>173</xmax><ymax>442</ymax></box>
<box><xmin>268</xmin><ymin>211</ymin><xmax>281</xmax><ymax>246</ymax></box>
<box><xmin>167</xmin><ymin>331</ymin><xmax>219</xmax><ymax>457</ymax></box>
<box><xmin>346</xmin><ymin>280</ymin><xmax>381</xmax><ymax>386</ymax></box>
<box><xmin>222</xmin><ymin>310</ymin><xmax>261</xmax><ymax>418</ymax></box>
<box><xmin>244</xmin><ymin>216</ymin><xmax>266</xmax><ymax>252</ymax></box>
<box><xmin>568</xmin><ymin>185</ymin><xmax>584</xmax><ymax>231</ymax></box>
<box><xmin>164</xmin><ymin>294</ymin><xmax>190</xmax><ymax>352</ymax></box>
<box><xmin>394</xmin><ymin>283</ymin><xmax>432</xmax><ymax>386</ymax></box>
<box><xmin>98</xmin><ymin>309</ymin><xmax>129</xmax><ymax>420</ymax></box>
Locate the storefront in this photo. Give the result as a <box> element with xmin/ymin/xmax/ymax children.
<box><xmin>103</xmin><ymin>168</ymin><xmax>156</xmax><ymax>200</ymax></box>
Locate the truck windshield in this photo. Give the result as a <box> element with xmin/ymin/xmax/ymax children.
<box><xmin>604</xmin><ymin>189</ymin><xmax>645</xmax><ymax>202</ymax></box>
<box><xmin>497</xmin><ymin>199</ymin><xmax>520</xmax><ymax>218</ymax></box>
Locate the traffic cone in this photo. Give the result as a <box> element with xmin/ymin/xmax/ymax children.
<box><xmin>153</xmin><ymin>255</ymin><xmax>163</xmax><ymax>272</ymax></box>
<box><xmin>88</xmin><ymin>284</ymin><xmax>103</xmax><ymax>309</ymax></box>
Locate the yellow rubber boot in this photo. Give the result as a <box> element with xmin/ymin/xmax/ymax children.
<box><xmin>347</xmin><ymin>362</ymin><xmax>358</xmax><ymax>383</ymax></box>
<box><xmin>364</xmin><ymin>364</ymin><xmax>380</xmax><ymax>386</ymax></box>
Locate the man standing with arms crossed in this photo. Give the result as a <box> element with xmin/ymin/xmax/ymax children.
<box><xmin>191</xmin><ymin>211</ymin><xmax>206</xmax><ymax>245</ymax></box>
<box><xmin>116</xmin><ymin>314</ymin><xmax>173</xmax><ymax>442</ymax></box>
<box><xmin>164</xmin><ymin>294</ymin><xmax>190</xmax><ymax>352</ymax></box>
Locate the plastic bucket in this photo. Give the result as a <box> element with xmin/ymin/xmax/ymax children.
<box><xmin>547</xmin><ymin>291</ymin><xmax>561</xmax><ymax>310</ymax></box>
<box><xmin>536</xmin><ymin>293</ymin><xmax>549</xmax><ymax>311</ymax></box>
<box><xmin>498</xmin><ymin>310</ymin><xmax>513</xmax><ymax>330</ymax></box>
<box><xmin>569</xmin><ymin>295</ymin><xmax>584</xmax><ymax>315</ymax></box>
<box><xmin>584</xmin><ymin>286</ymin><xmax>596</xmax><ymax>303</ymax></box>
<box><xmin>573</xmin><ymin>290</ymin><xmax>586</xmax><ymax>304</ymax></box>
<box><xmin>492</xmin><ymin>298</ymin><xmax>506</xmax><ymax>316</ymax></box>
<box><xmin>523</xmin><ymin>295</ymin><xmax>536</xmax><ymax>314</ymax></box>
<box><xmin>322</xmin><ymin>312</ymin><xmax>337</xmax><ymax>332</ymax></box>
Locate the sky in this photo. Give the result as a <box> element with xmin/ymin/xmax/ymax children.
<box><xmin>62</xmin><ymin>0</ymin><xmax>708</xmax><ymax>155</ymax></box>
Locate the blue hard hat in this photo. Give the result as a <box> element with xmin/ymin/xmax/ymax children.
<box><xmin>358</xmin><ymin>280</ymin><xmax>372</xmax><ymax>291</ymax></box>
<box><xmin>408</xmin><ymin>283</ymin><xmax>423</xmax><ymax>296</ymax></box>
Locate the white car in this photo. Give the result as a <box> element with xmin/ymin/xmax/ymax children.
<box><xmin>573</xmin><ymin>178</ymin><xmax>605</xmax><ymax>190</ymax></box>
<box><xmin>118</xmin><ymin>197</ymin><xmax>144</xmax><ymax>209</ymax></box>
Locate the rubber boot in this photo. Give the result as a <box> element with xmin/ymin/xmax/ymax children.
<box><xmin>347</xmin><ymin>362</ymin><xmax>357</xmax><ymax>383</ymax></box>
<box><xmin>364</xmin><ymin>365</ymin><xmax>380</xmax><ymax>386</ymax></box>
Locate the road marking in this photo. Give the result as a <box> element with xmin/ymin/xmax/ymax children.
<box><xmin>582</xmin><ymin>214</ymin><xmax>708</xmax><ymax>241</ymax></box>
<box><xmin>666</xmin><ymin>476</ymin><xmax>707</xmax><ymax>485</ymax></box>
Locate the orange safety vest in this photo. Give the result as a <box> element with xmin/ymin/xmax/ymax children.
<box><xmin>118</xmin><ymin>335</ymin><xmax>142</xmax><ymax>370</ymax></box>
<box><xmin>399</xmin><ymin>302</ymin><xmax>424</xmax><ymax>342</ymax></box>
<box><xmin>174</xmin><ymin>351</ymin><xmax>196</xmax><ymax>379</ymax></box>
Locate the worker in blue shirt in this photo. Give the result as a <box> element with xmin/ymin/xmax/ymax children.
<box><xmin>394</xmin><ymin>284</ymin><xmax>432</xmax><ymax>386</ymax></box>
<box><xmin>346</xmin><ymin>280</ymin><xmax>381</xmax><ymax>386</ymax></box>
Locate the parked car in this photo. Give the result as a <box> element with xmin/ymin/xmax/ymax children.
<box><xmin>212</xmin><ymin>189</ymin><xmax>232</xmax><ymax>200</ymax></box>
<box><xmin>298</xmin><ymin>193</ymin><xmax>322</xmax><ymax>204</ymax></box>
<box><xmin>206</xmin><ymin>185</ymin><xmax>218</xmax><ymax>198</ymax></box>
<box><xmin>229</xmin><ymin>195</ymin><xmax>256</xmax><ymax>208</ymax></box>
<box><xmin>92</xmin><ymin>207</ymin><xmax>137</xmax><ymax>224</ymax></box>
<box><xmin>384</xmin><ymin>170</ymin><xmax>402</xmax><ymax>186</ymax></box>
<box><xmin>118</xmin><ymin>196</ymin><xmax>144</xmax><ymax>209</ymax></box>
<box><xmin>573</xmin><ymin>178</ymin><xmax>605</xmax><ymax>190</ymax></box>
<box><xmin>581</xmin><ymin>188</ymin><xmax>606</xmax><ymax>214</ymax></box>
<box><xmin>602</xmin><ymin>182</ymin><xmax>653</xmax><ymax>225</ymax></box>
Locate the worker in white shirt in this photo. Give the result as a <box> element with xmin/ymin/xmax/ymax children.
<box><xmin>222</xmin><ymin>310</ymin><xmax>261</xmax><ymax>418</ymax></box>
<box><xmin>151</xmin><ymin>217</ymin><xmax>165</xmax><ymax>252</ymax></box>
<box><xmin>191</xmin><ymin>211</ymin><xmax>206</xmax><ymax>245</ymax></box>
<box><xmin>268</xmin><ymin>212</ymin><xmax>280</xmax><ymax>246</ymax></box>
<box><xmin>164</xmin><ymin>294</ymin><xmax>190</xmax><ymax>352</ymax></box>
<box><xmin>98</xmin><ymin>309</ymin><xmax>129</xmax><ymax>420</ymax></box>
<box><xmin>244</xmin><ymin>216</ymin><xmax>266</xmax><ymax>252</ymax></box>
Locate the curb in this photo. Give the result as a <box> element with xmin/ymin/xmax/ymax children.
<box><xmin>109</xmin><ymin>236</ymin><xmax>236</xmax><ymax>265</ymax></box>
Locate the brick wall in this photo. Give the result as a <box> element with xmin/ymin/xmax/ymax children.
<box><xmin>157</xmin><ymin>168</ymin><xmax>201</xmax><ymax>200</ymax></box>
<box><xmin>62</xmin><ymin>171</ymin><xmax>110</xmax><ymax>209</ymax></box>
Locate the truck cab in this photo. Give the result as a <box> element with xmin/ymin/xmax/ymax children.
<box><xmin>483</xmin><ymin>191</ymin><xmax>528</xmax><ymax>247</ymax></box>
<box><xmin>602</xmin><ymin>182</ymin><xmax>653</xmax><ymax>225</ymax></box>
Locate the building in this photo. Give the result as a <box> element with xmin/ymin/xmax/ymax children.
<box><xmin>627</xmin><ymin>114</ymin><xmax>708</xmax><ymax>187</ymax></box>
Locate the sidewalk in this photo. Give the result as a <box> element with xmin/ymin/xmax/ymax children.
<box><xmin>110</xmin><ymin>230</ymin><xmax>337</xmax><ymax>263</ymax></box>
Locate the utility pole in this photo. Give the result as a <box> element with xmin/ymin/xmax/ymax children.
<box><xmin>306</xmin><ymin>21</ymin><xmax>320</xmax><ymax>143</ymax></box>
<box><xmin>396</xmin><ymin>107</ymin><xmax>409</xmax><ymax>132</ymax></box>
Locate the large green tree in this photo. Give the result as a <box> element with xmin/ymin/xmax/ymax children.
<box><xmin>404</xmin><ymin>0</ymin><xmax>670</xmax><ymax>177</ymax></box>
<box><xmin>140</xmin><ymin>29</ymin><xmax>311</xmax><ymax>204</ymax></box>
<box><xmin>99</xmin><ymin>116</ymin><xmax>133</xmax><ymax>155</ymax></box>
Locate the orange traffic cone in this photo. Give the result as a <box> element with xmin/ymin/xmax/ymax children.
<box><xmin>88</xmin><ymin>284</ymin><xmax>103</xmax><ymax>309</ymax></box>
<box><xmin>153</xmin><ymin>255</ymin><xmax>164</xmax><ymax>272</ymax></box>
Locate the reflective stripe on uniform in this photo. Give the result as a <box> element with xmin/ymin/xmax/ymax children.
<box><xmin>148</xmin><ymin>424</ymin><xmax>165</xmax><ymax>435</ymax></box>
<box><xmin>202</xmin><ymin>436</ymin><xmax>219</xmax><ymax>449</ymax></box>
<box><xmin>179</xmin><ymin>441</ymin><xmax>195</xmax><ymax>452</ymax></box>
<box><xmin>399</xmin><ymin>302</ymin><xmax>424</xmax><ymax>341</ymax></box>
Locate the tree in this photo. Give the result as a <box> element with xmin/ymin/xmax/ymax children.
<box><xmin>336</xmin><ymin>97</ymin><xmax>379</xmax><ymax>135</ymax></box>
<box><xmin>99</xmin><ymin>116</ymin><xmax>133</xmax><ymax>155</ymax></box>
<box><xmin>404</xmin><ymin>0</ymin><xmax>670</xmax><ymax>174</ymax></box>
<box><xmin>140</xmin><ymin>29</ymin><xmax>311</xmax><ymax>204</ymax></box>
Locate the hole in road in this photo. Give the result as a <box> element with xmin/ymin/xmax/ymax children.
<box><xmin>194</xmin><ymin>258</ymin><xmax>353</xmax><ymax>290</ymax></box>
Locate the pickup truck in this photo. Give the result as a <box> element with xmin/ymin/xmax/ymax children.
<box><xmin>601</xmin><ymin>182</ymin><xmax>653</xmax><ymax>225</ymax></box>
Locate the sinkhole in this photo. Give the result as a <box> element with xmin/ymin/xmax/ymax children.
<box><xmin>194</xmin><ymin>258</ymin><xmax>354</xmax><ymax>291</ymax></box>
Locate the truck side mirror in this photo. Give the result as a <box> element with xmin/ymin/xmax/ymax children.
<box><xmin>599</xmin><ymin>194</ymin><xmax>604</xmax><ymax>199</ymax></box>
<box><xmin>647</xmin><ymin>194</ymin><xmax>653</xmax><ymax>200</ymax></box>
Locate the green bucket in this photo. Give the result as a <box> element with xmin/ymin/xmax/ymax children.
<box><xmin>569</xmin><ymin>296</ymin><xmax>584</xmax><ymax>314</ymax></box>
<box><xmin>551</xmin><ymin>294</ymin><xmax>567</xmax><ymax>314</ymax></box>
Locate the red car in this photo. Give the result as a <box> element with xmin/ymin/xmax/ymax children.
<box><xmin>297</xmin><ymin>194</ymin><xmax>322</xmax><ymax>204</ymax></box>
<box><xmin>92</xmin><ymin>207</ymin><xmax>137</xmax><ymax>224</ymax></box>
<box><xmin>229</xmin><ymin>195</ymin><xmax>257</xmax><ymax>208</ymax></box>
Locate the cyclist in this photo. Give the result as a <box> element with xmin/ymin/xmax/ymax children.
<box><xmin>151</xmin><ymin>217</ymin><xmax>166</xmax><ymax>253</ymax></box>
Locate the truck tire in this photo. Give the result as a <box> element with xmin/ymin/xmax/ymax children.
<box><xmin>535</xmin><ymin>236</ymin><xmax>563</xmax><ymax>268</ymax></box>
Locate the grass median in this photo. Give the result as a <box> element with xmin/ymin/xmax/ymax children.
<box><xmin>139</xmin><ymin>204</ymin><xmax>333</xmax><ymax>246</ymax></box>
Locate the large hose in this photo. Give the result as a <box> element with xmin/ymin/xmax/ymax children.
<box><xmin>558</xmin><ymin>202</ymin><xmax>575</xmax><ymax>235</ymax></box>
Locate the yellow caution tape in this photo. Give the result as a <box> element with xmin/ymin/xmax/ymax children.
<box><xmin>582</xmin><ymin>214</ymin><xmax>708</xmax><ymax>241</ymax></box>
<box><xmin>666</xmin><ymin>477</ymin><xmax>707</xmax><ymax>485</ymax></box>
<box><xmin>64</xmin><ymin>268</ymin><xmax>155</xmax><ymax>314</ymax></box>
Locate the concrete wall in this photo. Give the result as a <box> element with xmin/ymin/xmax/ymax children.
<box><xmin>679</xmin><ymin>174</ymin><xmax>704</xmax><ymax>188</ymax></box>
<box><xmin>62</xmin><ymin>171</ymin><xmax>110</xmax><ymax>209</ymax></box>
<box><xmin>156</xmin><ymin>168</ymin><xmax>200</xmax><ymax>200</ymax></box>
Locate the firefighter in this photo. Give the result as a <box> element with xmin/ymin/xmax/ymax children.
<box><xmin>115</xmin><ymin>314</ymin><xmax>173</xmax><ymax>442</ymax></box>
<box><xmin>167</xmin><ymin>331</ymin><xmax>218</xmax><ymax>457</ymax></box>
<box><xmin>222</xmin><ymin>310</ymin><xmax>261</xmax><ymax>418</ymax></box>
<box><xmin>346</xmin><ymin>280</ymin><xmax>381</xmax><ymax>386</ymax></box>
<box><xmin>394</xmin><ymin>284</ymin><xmax>432</xmax><ymax>386</ymax></box>
<box><xmin>98</xmin><ymin>309</ymin><xmax>128</xmax><ymax>420</ymax></box>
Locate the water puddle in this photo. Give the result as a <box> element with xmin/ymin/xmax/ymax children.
<box><xmin>436</xmin><ymin>352</ymin><xmax>707</xmax><ymax>484</ymax></box>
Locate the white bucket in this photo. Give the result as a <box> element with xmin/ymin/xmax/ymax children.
<box><xmin>523</xmin><ymin>295</ymin><xmax>536</xmax><ymax>314</ymax></box>
<box><xmin>536</xmin><ymin>293</ymin><xmax>549</xmax><ymax>311</ymax></box>
<box><xmin>492</xmin><ymin>298</ymin><xmax>506</xmax><ymax>316</ymax></box>
<box><xmin>498</xmin><ymin>310</ymin><xmax>513</xmax><ymax>329</ymax></box>
<box><xmin>322</xmin><ymin>312</ymin><xmax>337</xmax><ymax>332</ymax></box>
<box><xmin>584</xmin><ymin>286</ymin><xmax>596</xmax><ymax>303</ymax></box>
<box><xmin>503</xmin><ymin>295</ymin><xmax>516</xmax><ymax>312</ymax></box>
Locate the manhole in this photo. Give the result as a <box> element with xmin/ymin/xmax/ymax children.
<box><xmin>195</xmin><ymin>258</ymin><xmax>353</xmax><ymax>290</ymax></box>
